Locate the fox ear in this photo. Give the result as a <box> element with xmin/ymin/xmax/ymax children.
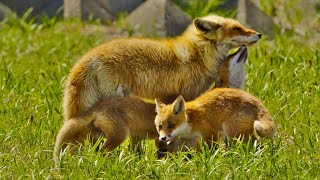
<box><xmin>172</xmin><ymin>95</ymin><xmax>185</xmax><ymax>115</ymax></box>
<box><xmin>194</xmin><ymin>19</ymin><xmax>221</xmax><ymax>34</ymax></box>
<box><xmin>155</xmin><ymin>98</ymin><xmax>165</xmax><ymax>113</ymax></box>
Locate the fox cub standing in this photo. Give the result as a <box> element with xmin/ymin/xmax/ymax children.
<box><xmin>54</xmin><ymin>97</ymin><xmax>157</xmax><ymax>162</ymax></box>
<box><xmin>54</xmin><ymin>47</ymin><xmax>249</xmax><ymax>161</ymax></box>
<box><xmin>63</xmin><ymin>15</ymin><xmax>261</xmax><ymax>120</ymax></box>
<box><xmin>154</xmin><ymin>89</ymin><xmax>277</xmax><ymax>146</ymax></box>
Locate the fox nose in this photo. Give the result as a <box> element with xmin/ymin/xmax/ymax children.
<box><xmin>160</xmin><ymin>137</ymin><xmax>166</xmax><ymax>141</ymax></box>
<box><xmin>257</xmin><ymin>33</ymin><xmax>262</xmax><ymax>38</ymax></box>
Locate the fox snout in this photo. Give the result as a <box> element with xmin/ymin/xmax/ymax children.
<box><xmin>159</xmin><ymin>134</ymin><xmax>173</xmax><ymax>142</ymax></box>
<box><xmin>229</xmin><ymin>32</ymin><xmax>262</xmax><ymax>47</ymax></box>
<box><xmin>251</xmin><ymin>33</ymin><xmax>262</xmax><ymax>43</ymax></box>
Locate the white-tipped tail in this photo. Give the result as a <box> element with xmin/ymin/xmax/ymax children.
<box><xmin>253</xmin><ymin>120</ymin><xmax>277</xmax><ymax>140</ymax></box>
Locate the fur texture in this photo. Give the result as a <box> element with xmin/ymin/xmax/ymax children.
<box><xmin>54</xmin><ymin>97</ymin><xmax>157</xmax><ymax>162</ymax></box>
<box><xmin>155</xmin><ymin>88</ymin><xmax>277</xmax><ymax>146</ymax></box>
<box><xmin>63</xmin><ymin>15</ymin><xmax>261</xmax><ymax>120</ymax></box>
<box><xmin>54</xmin><ymin>46</ymin><xmax>252</xmax><ymax>160</ymax></box>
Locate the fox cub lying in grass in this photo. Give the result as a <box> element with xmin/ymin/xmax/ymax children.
<box><xmin>54</xmin><ymin>46</ymin><xmax>249</xmax><ymax>162</ymax></box>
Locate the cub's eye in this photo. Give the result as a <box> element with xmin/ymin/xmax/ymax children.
<box><xmin>233</xmin><ymin>27</ymin><xmax>242</xmax><ymax>31</ymax></box>
<box><xmin>168</xmin><ymin>124</ymin><xmax>175</xmax><ymax>129</ymax></box>
<box><xmin>158</xmin><ymin>125</ymin><xmax>162</xmax><ymax>129</ymax></box>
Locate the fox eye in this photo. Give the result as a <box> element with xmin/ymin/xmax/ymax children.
<box><xmin>168</xmin><ymin>124</ymin><xmax>175</xmax><ymax>129</ymax></box>
<box><xmin>158</xmin><ymin>125</ymin><xmax>162</xmax><ymax>129</ymax></box>
<box><xmin>233</xmin><ymin>27</ymin><xmax>242</xmax><ymax>31</ymax></box>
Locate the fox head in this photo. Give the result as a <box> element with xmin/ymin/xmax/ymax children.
<box><xmin>193</xmin><ymin>15</ymin><xmax>261</xmax><ymax>48</ymax></box>
<box><xmin>154</xmin><ymin>96</ymin><xmax>189</xmax><ymax>143</ymax></box>
<box><xmin>216</xmin><ymin>45</ymin><xmax>248</xmax><ymax>89</ymax></box>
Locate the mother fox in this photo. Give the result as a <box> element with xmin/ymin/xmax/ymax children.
<box><xmin>63</xmin><ymin>15</ymin><xmax>261</xmax><ymax>120</ymax></box>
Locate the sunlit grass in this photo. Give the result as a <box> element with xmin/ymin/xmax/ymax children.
<box><xmin>0</xmin><ymin>15</ymin><xmax>319</xmax><ymax>179</ymax></box>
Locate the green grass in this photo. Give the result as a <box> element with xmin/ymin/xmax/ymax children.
<box><xmin>172</xmin><ymin>0</ymin><xmax>232</xmax><ymax>18</ymax></box>
<box><xmin>0</xmin><ymin>14</ymin><xmax>320</xmax><ymax>179</ymax></box>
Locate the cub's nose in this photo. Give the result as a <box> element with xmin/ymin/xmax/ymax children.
<box><xmin>160</xmin><ymin>137</ymin><xmax>166</xmax><ymax>141</ymax></box>
<box><xmin>257</xmin><ymin>33</ymin><xmax>262</xmax><ymax>38</ymax></box>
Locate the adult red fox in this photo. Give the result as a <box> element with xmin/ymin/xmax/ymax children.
<box><xmin>63</xmin><ymin>15</ymin><xmax>261</xmax><ymax>120</ymax></box>
<box><xmin>54</xmin><ymin>46</ymin><xmax>250</xmax><ymax>161</ymax></box>
<box><xmin>154</xmin><ymin>89</ymin><xmax>277</xmax><ymax>147</ymax></box>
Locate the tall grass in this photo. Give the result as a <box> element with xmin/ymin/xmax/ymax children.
<box><xmin>0</xmin><ymin>9</ymin><xmax>319</xmax><ymax>179</ymax></box>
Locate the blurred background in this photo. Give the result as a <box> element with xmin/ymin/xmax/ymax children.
<box><xmin>0</xmin><ymin>0</ymin><xmax>319</xmax><ymax>44</ymax></box>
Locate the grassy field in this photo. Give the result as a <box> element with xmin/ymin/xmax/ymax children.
<box><xmin>1</xmin><ymin>11</ymin><xmax>320</xmax><ymax>179</ymax></box>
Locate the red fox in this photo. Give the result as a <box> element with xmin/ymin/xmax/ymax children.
<box><xmin>54</xmin><ymin>46</ymin><xmax>250</xmax><ymax>161</ymax></box>
<box><xmin>63</xmin><ymin>15</ymin><xmax>261</xmax><ymax>120</ymax></box>
<box><xmin>54</xmin><ymin>97</ymin><xmax>157</xmax><ymax>162</ymax></box>
<box><xmin>154</xmin><ymin>88</ymin><xmax>277</xmax><ymax>147</ymax></box>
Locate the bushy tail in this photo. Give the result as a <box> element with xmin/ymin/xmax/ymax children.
<box><xmin>253</xmin><ymin>111</ymin><xmax>277</xmax><ymax>140</ymax></box>
<box><xmin>54</xmin><ymin>115</ymin><xmax>95</xmax><ymax>163</ymax></box>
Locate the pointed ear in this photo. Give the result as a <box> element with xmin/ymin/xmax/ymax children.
<box><xmin>155</xmin><ymin>98</ymin><xmax>165</xmax><ymax>113</ymax></box>
<box><xmin>172</xmin><ymin>95</ymin><xmax>185</xmax><ymax>115</ymax></box>
<box><xmin>194</xmin><ymin>19</ymin><xmax>221</xmax><ymax>34</ymax></box>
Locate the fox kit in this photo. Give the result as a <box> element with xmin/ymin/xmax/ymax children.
<box><xmin>63</xmin><ymin>15</ymin><xmax>261</xmax><ymax>120</ymax></box>
<box><xmin>54</xmin><ymin>97</ymin><xmax>157</xmax><ymax>162</ymax></box>
<box><xmin>154</xmin><ymin>89</ymin><xmax>277</xmax><ymax>148</ymax></box>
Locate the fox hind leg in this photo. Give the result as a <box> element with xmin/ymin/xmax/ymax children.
<box><xmin>93</xmin><ymin>119</ymin><xmax>128</xmax><ymax>151</ymax></box>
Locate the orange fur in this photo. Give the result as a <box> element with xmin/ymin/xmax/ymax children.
<box><xmin>54</xmin><ymin>97</ymin><xmax>157</xmax><ymax>162</ymax></box>
<box><xmin>154</xmin><ymin>47</ymin><xmax>250</xmax><ymax>155</ymax></box>
<box><xmin>155</xmin><ymin>88</ymin><xmax>277</xmax><ymax>148</ymax></box>
<box><xmin>63</xmin><ymin>15</ymin><xmax>261</xmax><ymax>120</ymax></box>
<box><xmin>55</xmin><ymin>46</ymin><xmax>252</xmax><ymax>160</ymax></box>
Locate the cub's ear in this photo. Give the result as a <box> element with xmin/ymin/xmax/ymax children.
<box><xmin>155</xmin><ymin>98</ymin><xmax>165</xmax><ymax>113</ymax></box>
<box><xmin>172</xmin><ymin>95</ymin><xmax>185</xmax><ymax>115</ymax></box>
<box><xmin>194</xmin><ymin>19</ymin><xmax>221</xmax><ymax>34</ymax></box>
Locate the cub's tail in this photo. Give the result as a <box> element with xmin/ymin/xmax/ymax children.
<box><xmin>53</xmin><ymin>114</ymin><xmax>95</xmax><ymax>163</ymax></box>
<box><xmin>253</xmin><ymin>111</ymin><xmax>277</xmax><ymax>140</ymax></box>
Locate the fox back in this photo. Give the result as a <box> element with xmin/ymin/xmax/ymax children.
<box><xmin>155</xmin><ymin>88</ymin><xmax>277</xmax><ymax>144</ymax></box>
<box><xmin>63</xmin><ymin>15</ymin><xmax>261</xmax><ymax>120</ymax></box>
